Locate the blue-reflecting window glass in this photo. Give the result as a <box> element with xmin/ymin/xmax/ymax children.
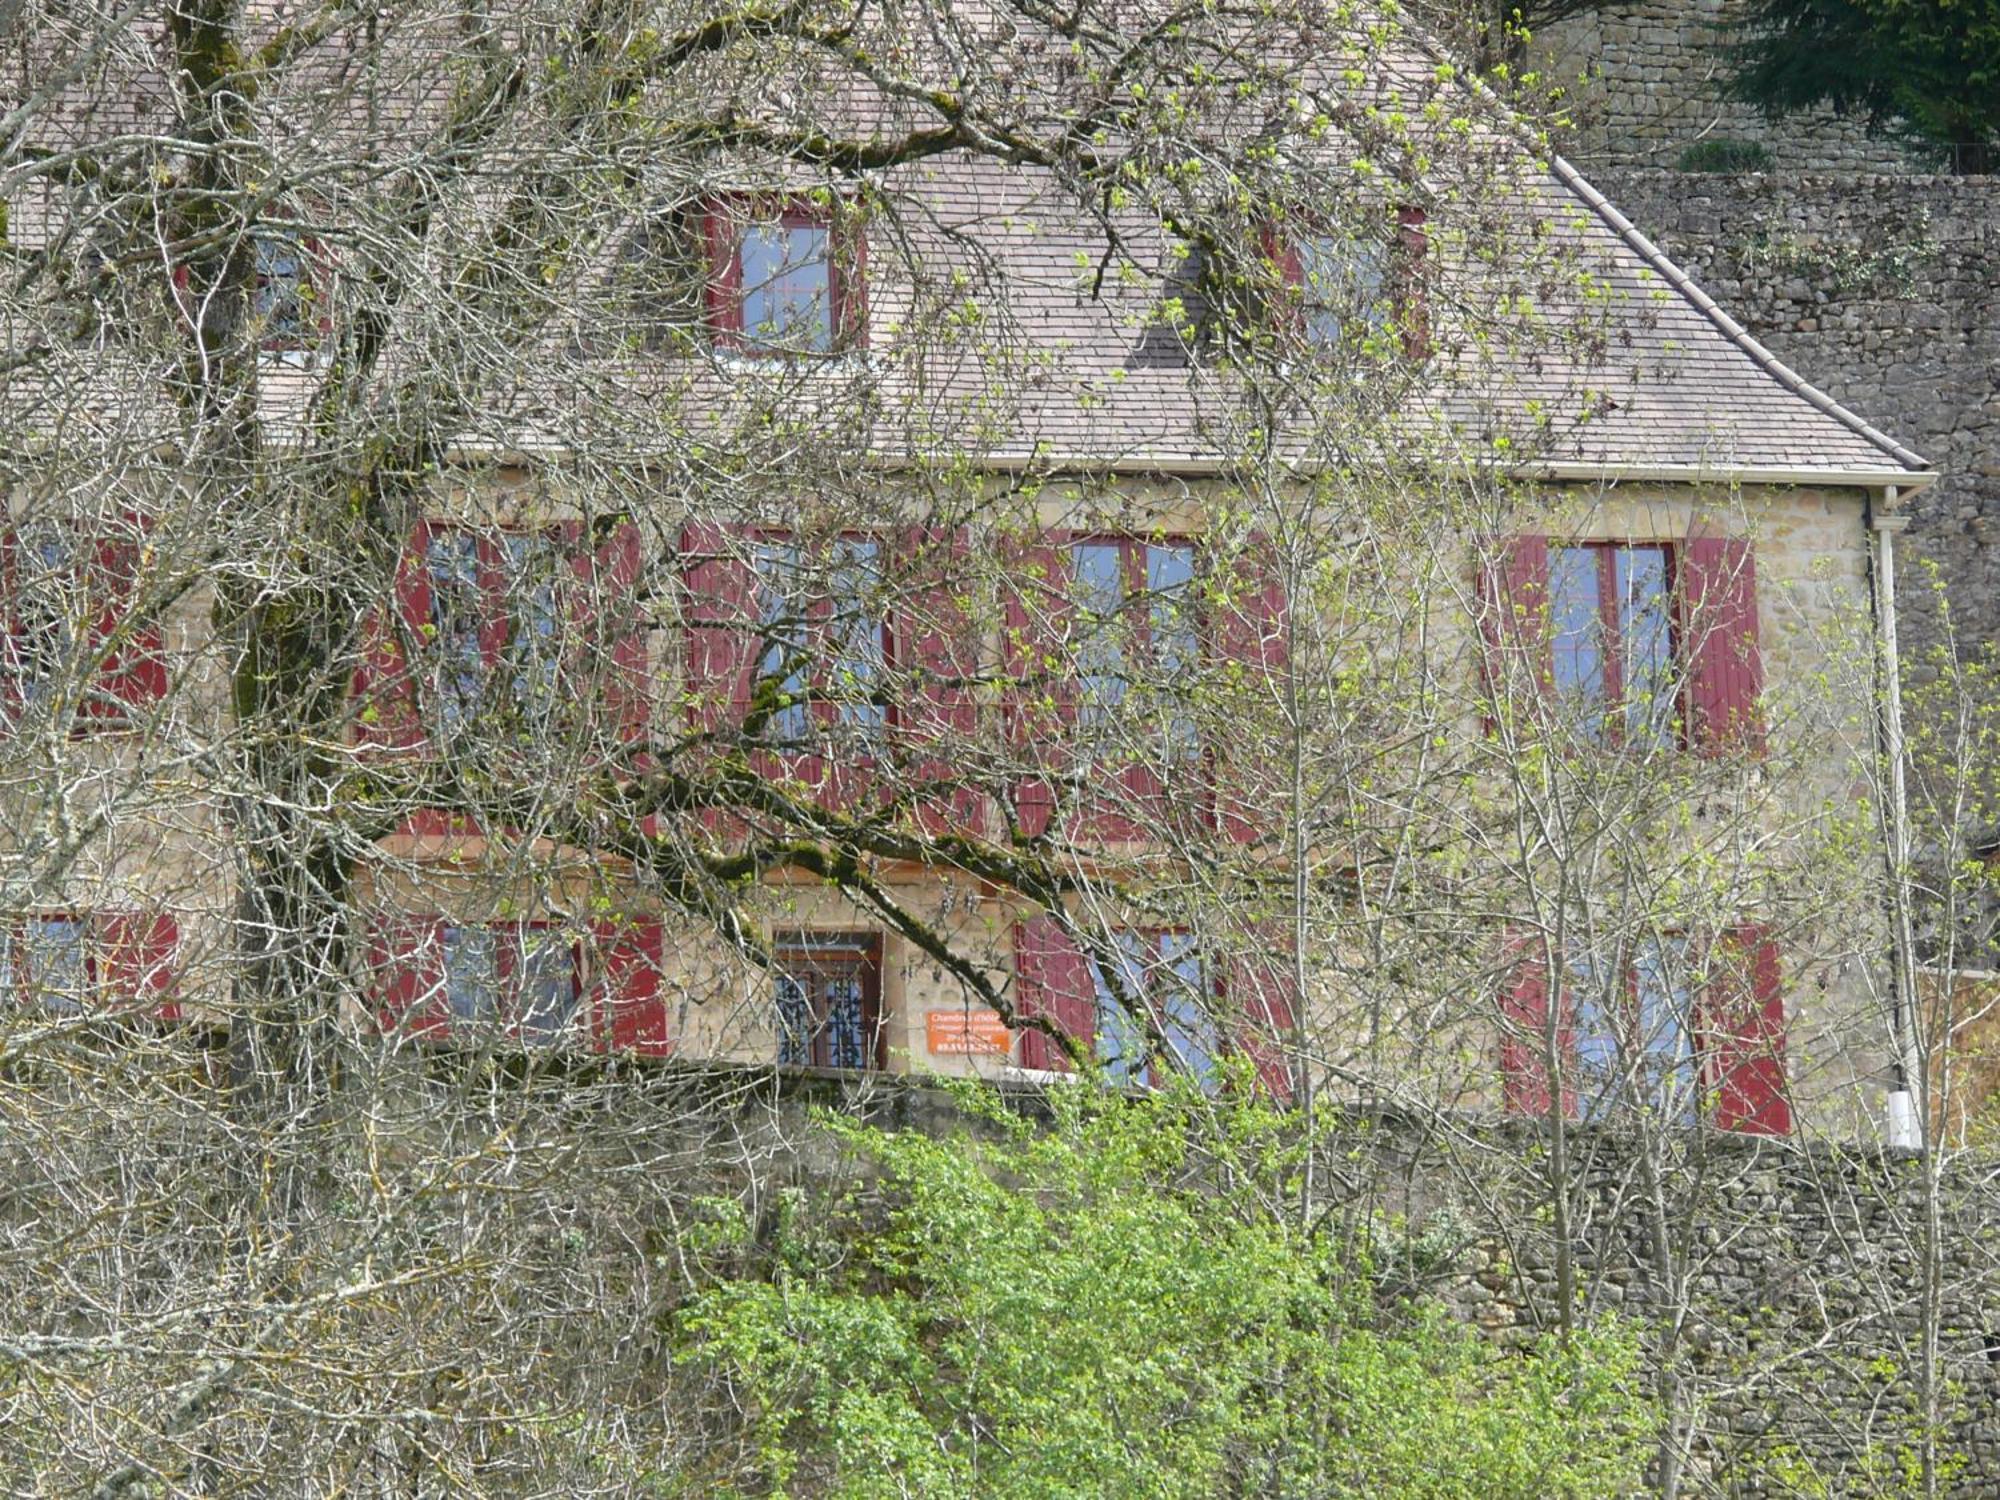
<box><xmin>1634</xmin><ymin>935</ymin><xmax>1694</xmax><ymax>1123</ymax></box>
<box><xmin>20</xmin><ymin>916</ymin><xmax>88</xmax><ymax>1015</ymax></box>
<box><xmin>1145</xmin><ymin>544</ymin><xmax>1199</xmax><ymax>759</ymax></box>
<box><xmin>253</xmin><ymin>236</ymin><xmax>306</xmax><ymax>343</ymax></box>
<box><xmin>9</xmin><ymin>522</ymin><xmax>78</xmax><ymax>708</ymax></box>
<box><xmin>502</xmin><ymin>533</ymin><xmax>564</xmax><ymax>731</ymax></box>
<box><xmin>754</xmin><ymin>540</ymin><xmax>812</xmax><ymax>742</ymax></box>
<box><xmin>426</xmin><ymin>533</ymin><xmax>486</xmax><ymax>735</ymax></box>
<box><xmin>515</xmin><ymin>930</ymin><xmax>577</xmax><ymax>1044</ymax></box>
<box><xmin>1158</xmin><ymin>931</ymin><xmax>1219</xmax><ymax>1092</ymax></box>
<box><xmin>442</xmin><ymin>924</ymin><xmax>499</xmax><ymax>1026</ymax></box>
<box><xmin>829</xmin><ymin>537</ymin><xmax>886</xmax><ymax>735</ymax></box>
<box><xmin>1617</xmin><ymin>546</ymin><xmax>1673</xmax><ymax>748</ymax></box>
<box><xmin>1072</xmin><ymin>542</ymin><xmax>1129</xmax><ymax>736</ymax></box>
<box><xmin>1299</xmin><ymin>234</ymin><xmax>1389</xmax><ymax>349</ymax></box>
<box><xmin>1551</xmin><ymin>546</ymin><xmax>1606</xmax><ymax>742</ymax></box>
<box><xmin>1566</xmin><ymin>950</ymin><xmax>1621</xmax><ymax>1120</ymax></box>
<box><xmin>1091</xmin><ymin>932</ymin><xmax>1151</xmax><ymax>1086</ymax></box>
<box><xmin>740</xmin><ymin>223</ymin><xmax>832</xmax><ymax>353</ymax></box>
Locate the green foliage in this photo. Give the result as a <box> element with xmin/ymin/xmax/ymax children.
<box><xmin>1722</xmin><ymin>0</ymin><xmax>2000</xmax><ymax>170</ymax></box>
<box><xmin>676</xmin><ymin>1085</ymin><xmax>1654</xmax><ymax>1498</ymax></box>
<box><xmin>1677</xmin><ymin>138</ymin><xmax>1774</xmax><ymax>173</ymax></box>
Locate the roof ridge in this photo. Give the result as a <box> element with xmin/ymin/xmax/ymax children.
<box><xmin>1547</xmin><ymin>153</ymin><xmax>1931</xmax><ymax>475</ymax></box>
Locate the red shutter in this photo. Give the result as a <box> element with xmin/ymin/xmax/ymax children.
<box><xmin>681</xmin><ymin>521</ymin><xmax>761</xmax><ymax>734</ymax></box>
<box><xmin>590</xmin><ymin>916</ymin><xmax>671</xmax><ymax>1056</ymax></box>
<box><xmin>1704</xmin><ymin>925</ymin><xmax>1790</xmax><ymax>1136</ymax></box>
<box><xmin>98</xmin><ymin>911</ymin><xmax>181</xmax><ymax>1023</ymax></box>
<box><xmin>1498</xmin><ymin>934</ymin><xmax>1576</xmax><ymax>1118</ymax></box>
<box><xmin>354</xmin><ymin>525</ymin><xmax>432</xmax><ymax>751</ymax></box>
<box><xmin>87</xmin><ymin>522</ymin><xmax>168</xmax><ymax>720</ymax></box>
<box><xmin>1213</xmin><ymin>534</ymin><xmax>1289</xmax><ymax>843</ymax></box>
<box><xmin>369</xmin><ymin>915</ymin><xmax>447</xmax><ymax>1040</ymax></box>
<box><xmin>1012</xmin><ymin>914</ymin><xmax>1095</xmax><ymax>1071</ymax></box>
<box><xmin>901</xmin><ymin>525</ymin><xmax>981</xmax><ymax>834</ymax></box>
<box><xmin>1228</xmin><ymin>944</ymin><xmax>1298</xmax><ymax>1103</ymax></box>
<box><xmin>999</xmin><ymin>530</ymin><xmax>1073</xmax><ymax>840</ymax></box>
<box><xmin>1682</xmin><ymin>536</ymin><xmax>1763</xmax><ymax>755</ymax></box>
<box><xmin>1478</xmin><ymin>534</ymin><xmax>1551</xmax><ymax>727</ymax></box>
<box><xmin>1395</xmin><ymin>205</ymin><xmax>1429</xmax><ymax>359</ymax></box>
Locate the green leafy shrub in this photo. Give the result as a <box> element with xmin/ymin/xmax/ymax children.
<box><xmin>676</xmin><ymin>1084</ymin><xmax>1654</xmax><ymax>1498</ymax></box>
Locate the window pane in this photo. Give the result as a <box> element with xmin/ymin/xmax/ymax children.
<box><xmin>1300</xmin><ymin>234</ymin><xmax>1389</xmax><ymax>348</ymax></box>
<box><xmin>11</xmin><ymin>522</ymin><xmax>78</xmax><ymax>706</ymax></box>
<box><xmin>427</xmin><ymin>533</ymin><xmax>486</xmax><ymax>734</ymax></box>
<box><xmin>1146</xmin><ymin>544</ymin><xmax>1199</xmax><ymax>758</ymax></box>
<box><xmin>823</xmin><ymin>975</ymin><xmax>869</xmax><ymax>1069</ymax></box>
<box><xmin>755</xmin><ymin>540</ymin><xmax>811</xmax><ymax>741</ymax></box>
<box><xmin>26</xmin><ymin>916</ymin><xmax>87</xmax><ymax>1014</ymax></box>
<box><xmin>1617</xmin><ymin>546</ymin><xmax>1674</xmax><ymax>749</ymax></box>
<box><xmin>1092</xmin><ymin>932</ymin><xmax>1151</xmax><ymax>1085</ymax></box>
<box><xmin>775</xmin><ymin>972</ymin><xmax>812</xmax><ymax>1066</ymax></box>
<box><xmin>740</xmin><ymin>222</ymin><xmax>832</xmax><ymax>353</ymax></box>
<box><xmin>514</xmin><ymin>929</ymin><xmax>576</xmax><ymax>1044</ymax></box>
<box><xmin>502</xmin><ymin>533</ymin><xmax>564</xmax><ymax>731</ymax></box>
<box><xmin>1550</xmin><ymin>547</ymin><xmax>1606</xmax><ymax>742</ymax></box>
<box><xmin>1073</xmin><ymin>543</ymin><xmax>1128</xmax><ymax>733</ymax></box>
<box><xmin>1634</xmin><ymin>935</ymin><xmax>1694</xmax><ymax>1123</ymax></box>
<box><xmin>253</xmin><ymin>237</ymin><xmax>304</xmax><ymax>341</ymax></box>
<box><xmin>442</xmin><ymin>925</ymin><xmax>499</xmax><ymax>1026</ymax></box>
<box><xmin>1158</xmin><ymin>931</ymin><xmax>1219</xmax><ymax>1092</ymax></box>
<box><xmin>829</xmin><ymin>537</ymin><xmax>886</xmax><ymax>734</ymax></box>
<box><xmin>1566</xmin><ymin>950</ymin><xmax>1621</xmax><ymax>1120</ymax></box>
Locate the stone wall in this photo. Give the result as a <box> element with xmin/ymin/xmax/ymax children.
<box><xmin>1532</xmin><ymin>0</ymin><xmax>1916</xmax><ymax>172</ymax></box>
<box><xmin>1591</xmin><ymin>170</ymin><xmax>2000</xmax><ymax>699</ymax></box>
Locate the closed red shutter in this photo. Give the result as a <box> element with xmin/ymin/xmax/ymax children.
<box><xmin>354</xmin><ymin>524</ymin><xmax>432</xmax><ymax>751</ymax></box>
<box><xmin>369</xmin><ymin>915</ymin><xmax>446</xmax><ymax>1040</ymax></box>
<box><xmin>1704</xmin><ymin>925</ymin><xmax>1790</xmax><ymax>1136</ymax></box>
<box><xmin>1681</xmin><ymin>536</ymin><xmax>1763</xmax><ymax>755</ymax></box>
<box><xmin>1227</xmin><ymin>943</ymin><xmax>1298</xmax><ymax>1103</ymax></box>
<box><xmin>680</xmin><ymin>521</ymin><xmax>761</xmax><ymax>734</ymax></box>
<box><xmin>90</xmin><ymin>518</ymin><xmax>168</xmax><ymax>720</ymax></box>
<box><xmin>590</xmin><ymin>916</ymin><xmax>671</xmax><ymax>1056</ymax></box>
<box><xmin>1012</xmin><ymin>914</ymin><xmax>1095</xmax><ymax>1070</ymax></box>
<box><xmin>98</xmin><ymin>911</ymin><xmax>181</xmax><ymax>1023</ymax></box>
<box><xmin>1478</xmin><ymin>534</ymin><xmax>1551</xmax><ymax>727</ymax></box>
<box><xmin>1213</xmin><ymin>533</ymin><xmax>1289</xmax><ymax>844</ymax></box>
<box><xmin>999</xmin><ymin>530</ymin><xmax>1073</xmax><ymax>840</ymax></box>
<box><xmin>1498</xmin><ymin>934</ymin><xmax>1575</xmax><ymax>1118</ymax></box>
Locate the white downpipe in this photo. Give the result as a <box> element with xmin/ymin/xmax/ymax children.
<box><xmin>1872</xmin><ymin>492</ymin><xmax>1924</xmax><ymax>1145</ymax></box>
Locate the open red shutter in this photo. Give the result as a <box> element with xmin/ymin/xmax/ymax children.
<box><xmin>1498</xmin><ymin>934</ymin><xmax>1575</xmax><ymax>1118</ymax></box>
<box><xmin>1705</xmin><ymin>925</ymin><xmax>1790</xmax><ymax>1136</ymax></box>
<box><xmin>1478</xmin><ymin>534</ymin><xmax>1550</xmax><ymax>728</ymax></box>
<box><xmin>1213</xmin><ymin>533</ymin><xmax>1289</xmax><ymax>843</ymax></box>
<box><xmin>1012</xmin><ymin>914</ymin><xmax>1095</xmax><ymax>1071</ymax></box>
<box><xmin>1682</xmin><ymin>535</ymin><xmax>1763</xmax><ymax>755</ymax></box>
<box><xmin>354</xmin><ymin>525</ymin><xmax>432</xmax><ymax>751</ymax></box>
<box><xmin>369</xmin><ymin>915</ymin><xmax>446</xmax><ymax>1040</ymax></box>
<box><xmin>999</xmin><ymin>530</ymin><xmax>1073</xmax><ymax>840</ymax></box>
<box><xmin>1395</xmin><ymin>205</ymin><xmax>1429</xmax><ymax>359</ymax></box>
<box><xmin>590</xmin><ymin>916</ymin><xmax>671</xmax><ymax>1056</ymax></box>
<box><xmin>1228</xmin><ymin>943</ymin><xmax>1298</xmax><ymax>1103</ymax></box>
<box><xmin>98</xmin><ymin>911</ymin><xmax>180</xmax><ymax>1023</ymax></box>
<box><xmin>88</xmin><ymin>521</ymin><xmax>167</xmax><ymax>720</ymax></box>
<box><xmin>681</xmin><ymin>521</ymin><xmax>761</xmax><ymax>734</ymax></box>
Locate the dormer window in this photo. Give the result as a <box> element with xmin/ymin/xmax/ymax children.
<box><xmin>1267</xmin><ymin>206</ymin><xmax>1426</xmax><ymax>357</ymax></box>
<box><xmin>705</xmin><ymin>198</ymin><xmax>861</xmax><ymax>355</ymax></box>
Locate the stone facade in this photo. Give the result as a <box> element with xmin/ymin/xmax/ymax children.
<box><xmin>1588</xmin><ymin>171</ymin><xmax>2000</xmax><ymax>704</ymax></box>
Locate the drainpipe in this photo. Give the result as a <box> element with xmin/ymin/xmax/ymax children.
<box><xmin>1868</xmin><ymin>488</ymin><xmax>1923</xmax><ymax>1148</ymax></box>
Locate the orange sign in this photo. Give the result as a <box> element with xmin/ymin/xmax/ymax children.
<box><xmin>927</xmin><ymin>1007</ymin><xmax>1014</xmax><ymax>1056</ymax></box>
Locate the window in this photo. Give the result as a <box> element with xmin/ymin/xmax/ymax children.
<box><xmin>1090</xmin><ymin>929</ymin><xmax>1220</xmax><ymax>1090</ymax></box>
<box><xmin>1</xmin><ymin>517</ymin><xmax>165</xmax><ymax>729</ymax></box>
<box><xmin>1267</xmin><ymin>208</ymin><xmax>1423</xmax><ymax>356</ymax></box>
<box><xmin>1550</xmin><ymin>542</ymin><xmax>1677</xmax><ymax>748</ymax></box>
<box><xmin>1499</xmin><ymin>925</ymin><xmax>1789</xmax><ymax>1134</ymax></box>
<box><xmin>752</xmin><ymin>534</ymin><xmax>888</xmax><ymax>742</ymax></box>
<box><xmin>439</xmin><ymin>922</ymin><xmax>579</xmax><ymax>1045</ymax></box>
<box><xmin>1070</xmin><ymin>537</ymin><xmax>1198</xmax><ymax>758</ymax></box>
<box><xmin>774</xmin><ymin>934</ymin><xmax>883</xmax><ymax>1070</ymax></box>
<box><xmin>253</xmin><ymin>234</ymin><xmax>312</xmax><ymax>349</ymax></box>
<box><xmin>421</xmin><ymin>525</ymin><xmax>568</xmax><ymax>737</ymax></box>
<box><xmin>0</xmin><ymin>911</ymin><xmax>180</xmax><ymax>1019</ymax></box>
<box><xmin>2</xmin><ymin>915</ymin><xmax>90</xmax><ymax>1014</ymax></box>
<box><xmin>706</xmin><ymin>199</ymin><xmax>860</xmax><ymax>355</ymax></box>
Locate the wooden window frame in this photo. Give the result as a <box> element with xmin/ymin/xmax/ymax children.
<box><xmin>702</xmin><ymin>195</ymin><xmax>864</xmax><ymax>357</ymax></box>
<box><xmin>773</xmin><ymin>931</ymin><xmax>886</xmax><ymax>1071</ymax></box>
